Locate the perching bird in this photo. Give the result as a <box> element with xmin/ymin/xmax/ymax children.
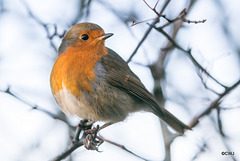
<box><xmin>50</xmin><ymin>22</ymin><xmax>190</xmax><ymax>134</ymax></box>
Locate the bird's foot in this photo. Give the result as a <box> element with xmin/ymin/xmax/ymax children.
<box><xmin>84</xmin><ymin>125</ymin><xmax>104</xmax><ymax>151</ymax></box>
<box><xmin>72</xmin><ymin>119</ymin><xmax>94</xmax><ymax>143</ymax></box>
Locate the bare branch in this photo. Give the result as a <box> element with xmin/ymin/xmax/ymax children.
<box><xmin>0</xmin><ymin>0</ymin><xmax>6</xmax><ymax>13</ymax></box>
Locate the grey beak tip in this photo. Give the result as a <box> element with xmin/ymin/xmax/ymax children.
<box><xmin>101</xmin><ymin>33</ymin><xmax>114</xmax><ymax>40</ymax></box>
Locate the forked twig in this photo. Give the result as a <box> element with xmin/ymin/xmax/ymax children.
<box><xmin>127</xmin><ymin>0</ymin><xmax>170</xmax><ymax>63</ymax></box>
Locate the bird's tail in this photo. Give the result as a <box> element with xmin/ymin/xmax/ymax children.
<box><xmin>154</xmin><ymin>107</ymin><xmax>191</xmax><ymax>134</ymax></box>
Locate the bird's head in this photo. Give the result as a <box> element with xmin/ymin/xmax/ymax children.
<box><xmin>58</xmin><ymin>22</ymin><xmax>113</xmax><ymax>55</ymax></box>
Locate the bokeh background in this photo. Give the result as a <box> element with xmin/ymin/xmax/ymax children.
<box><xmin>0</xmin><ymin>0</ymin><xmax>240</xmax><ymax>161</ymax></box>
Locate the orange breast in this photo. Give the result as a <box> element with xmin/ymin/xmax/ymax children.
<box><xmin>50</xmin><ymin>45</ymin><xmax>107</xmax><ymax>97</ymax></box>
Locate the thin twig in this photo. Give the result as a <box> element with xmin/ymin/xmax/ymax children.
<box><xmin>143</xmin><ymin>0</ymin><xmax>161</xmax><ymax>17</ymax></box>
<box><xmin>127</xmin><ymin>18</ymin><xmax>159</xmax><ymax>63</ymax></box>
<box><xmin>152</xmin><ymin>26</ymin><xmax>227</xmax><ymax>89</ymax></box>
<box><xmin>182</xmin><ymin>18</ymin><xmax>206</xmax><ymax>24</ymax></box>
<box><xmin>127</xmin><ymin>0</ymin><xmax>170</xmax><ymax>63</ymax></box>
<box><xmin>196</xmin><ymin>70</ymin><xmax>220</xmax><ymax>95</ymax></box>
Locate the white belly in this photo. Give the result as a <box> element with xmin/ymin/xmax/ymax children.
<box><xmin>54</xmin><ymin>82</ymin><xmax>137</xmax><ymax>122</ymax></box>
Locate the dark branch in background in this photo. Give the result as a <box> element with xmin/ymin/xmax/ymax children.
<box><xmin>71</xmin><ymin>0</ymin><xmax>93</xmax><ymax>26</ymax></box>
<box><xmin>152</xmin><ymin>0</ymin><xmax>200</xmax><ymax>80</ymax></box>
<box><xmin>219</xmin><ymin>132</ymin><xmax>238</xmax><ymax>161</ymax></box>
<box><xmin>0</xmin><ymin>0</ymin><xmax>6</xmax><ymax>14</ymax></box>
<box><xmin>214</xmin><ymin>0</ymin><xmax>240</xmax><ymax>56</ymax></box>
<box><xmin>152</xmin><ymin>26</ymin><xmax>227</xmax><ymax>90</ymax></box>
<box><xmin>21</xmin><ymin>0</ymin><xmax>66</xmax><ymax>53</ymax></box>
<box><xmin>146</xmin><ymin>1</ymin><xmax>198</xmax><ymax>161</ymax></box>
<box><xmin>216</xmin><ymin>106</ymin><xmax>225</xmax><ymax>137</ymax></box>
<box><xmin>0</xmin><ymin>87</ymin><xmax>71</xmax><ymax>126</ymax></box>
<box><xmin>191</xmin><ymin>142</ymin><xmax>207</xmax><ymax>161</ymax></box>
<box><xmin>148</xmin><ymin>3</ymin><xmax>240</xmax><ymax>159</ymax></box>
<box><xmin>209</xmin><ymin>111</ymin><xmax>238</xmax><ymax>161</ymax></box>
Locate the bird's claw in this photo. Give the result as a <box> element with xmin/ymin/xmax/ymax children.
<box><xmin>72</xmin><ymin>119</ymin><xmax>94</xmax><ymax>143</ymax></box>
<box><xmin>84</xmin><ymin>125</ymin><xmax>104</xmax><ymax>151</ymax></box>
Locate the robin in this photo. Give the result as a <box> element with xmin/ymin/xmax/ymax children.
<box><xmin>50</xmin><ymin>22</ymin><xmax>190</xmax><ymax>134</ymax></box>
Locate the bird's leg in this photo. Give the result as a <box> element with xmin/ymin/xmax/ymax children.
<box><xmin>84</xmin><ymin>122</ymin><xmax>113</xmax><ymax>151</ymax></box>
<box><xmin>72</xmin><ymin>119</ymin><xmax>94</xmax><ymax>143</ymax></box>
<box><xmin>99</xmin><ymin>122</ymin><xmax>113</xmax><ymax>131</ymax></box>
<box><xmin>85</xmin><ymin>122</ymin><xmax>113</xmax><ymax>134</ymax></box>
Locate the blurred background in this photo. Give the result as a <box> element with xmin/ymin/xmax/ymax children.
<box><xmin>0</xmin><ymin>0</ymin><xmax>240</xmax><ymax>161</ymax></box>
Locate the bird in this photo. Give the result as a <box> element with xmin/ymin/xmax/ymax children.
<box><xmin>50</xmin><ymin>22</ymin><xmax>190</xmax><ymax>134</ymax></box>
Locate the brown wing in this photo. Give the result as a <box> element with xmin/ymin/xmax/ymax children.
<box><xmin>99</xmin><ymin>48</ymin><xmax>190</xmax><ymax>133</ymax></box>
<box><xmin>100</xmin><ymin>48</ymin><xmax>165</xmax><ymax>117</ymax></box>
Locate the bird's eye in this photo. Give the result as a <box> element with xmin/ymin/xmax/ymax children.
<box><xmin>81</xmin><ymin>34</ymin><xmax>89</xmax><ymax>40</ymax></box>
